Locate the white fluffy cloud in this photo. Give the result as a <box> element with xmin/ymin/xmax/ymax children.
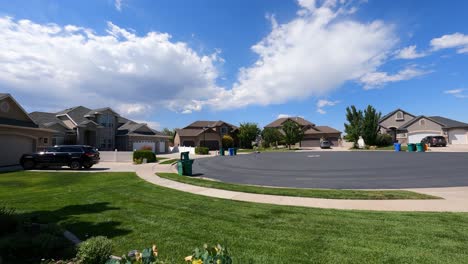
<box><xmin>115</xmin><ymin>0</ymin><xmax>123</xmax><ymax>11</ymax></box>
<box><xmin>395</xmin><ymin>45</ymin><xmax>426</xmax><ymax>59</ymax></box>
<box><xmin>207</xmin><ymin>0</ymin><xmax>398</xmax><ymax>109</ymax></box>
<box><xmin>431</xmin><ymin>33</ymin><xmax>468</xmax><ymax>53</ymax></box>
<box><xmin>316</xmin><ymin>99</ymin><xmax>340</xmax><ymax>114</ymax></box>
<box><xmin>360</xmin><ymin>66</ymin><xmax>429</xmax><ymax>89</ymax></box>
<box><xmin>0</xmin><ymin>17</ymin><xmax>223</xmax><ymax>118</ymax></box>
<box><xmin>444</xmin><ymin>89</ymin><xmax>468</xmax><ymax>98</ymax></box>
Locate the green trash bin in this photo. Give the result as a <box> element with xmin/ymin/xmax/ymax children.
<box><xmin>180</xmin><ymin>151</ymin><xmax>190</xmax><ymax>160</ymax></box>
<box><xmin>219</xmin><ymin>147</ymin><xmax>225</xmax><ymax>156</ymax></box>
<box><xmin>233</xmin><ymin>148</ymin><xmax>237</xmax><ymax>155</ymax></box>
<box><xmin>177</xmin><ymin>161</ymin><xmax>184</xmax><ymax>175</ymax></box>
<box><xmin>181</xmin><ymin>160</ymin><xmax>194</xmax><ymax>176</ymax></box>
<box><xmin>416</xmin><ymin>143</ymin><xmax>425</xmax><ymax>152</ymax></box>
<box><xmin>407</xmin><ymin>143</ymin><xmax>415</xmax><ymax>152</ymax></box>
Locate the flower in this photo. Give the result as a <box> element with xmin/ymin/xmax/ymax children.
<box><xmin>136</xmin><ymin>252</ymin><xmax>142</xmax><ymax>261</ymax></box>
<box><xmin>192</xmin><ymin>260</ymin><xmax>203</xmax><ymax>264</ymax></box>
<box><xmin>152</xmin><ymin>244</ymin><xmax>158</xmax><ymax>257</ymax></box>
<box><xmin>184</xmin><ymin>255</ymin><xmax>193</xmax><ymax>262</ymax></box>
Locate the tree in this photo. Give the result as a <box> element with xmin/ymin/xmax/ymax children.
<box><xmin>281</xmin><ymin>120</ymin><xmax>304</xmax><ymax>149</ymax></box>
<box><xmin>344</xmin><ymin>105</ymin><xmax>363</xmax><ymax>146</ymax></box>
<box><xmin>261</xmin><ymin>127</ymin><xmax>283</xmax><ymax>148</ymax></box>
<box><xmin>222</xmin><ymin>135</ymin><xmax>234</xmax><ymax>148</ymax></box>
<box><xmin>362</xmin><ymin>105</ymin><xmax>382</xmax><ymax>146</ymax></box>
<box><xmin>162</xmin><ymin>128</ymin><xmax>177</xmax><ymax>144</ymax></box>
<box><xmin>238</xmin><ymin>123</ymin><xmax>260</xmax><ymax>149</ymax></box>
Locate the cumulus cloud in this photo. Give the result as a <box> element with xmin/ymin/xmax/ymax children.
<box><xmin>277</xmin><ymin>114</ymin><xmax>291</xmax><ymax>118</ymax></box>
<box><xmin>444</xmin><ymin>89</ymin><xmax>468</xmax><ymax>98</ymax></box>
<box><xmin>316</xmin><ymin>99</ymin><xmax>340</xmax><ymax>114</ymax></box>
<box><xmin>0</xmin><ymin>16</ymin><xmax>223</xmax><ymax>118</ymax></box>
<box><xmin>207</xmin><ymin>0</ymin><xmax>398</xmax><ymax>110</ymax></box>
<box><xmin>395</xmin><ymin>45</ymin><xmax>427</xmax><ymax>59</ymax></box>
<box><xmin>360</xmin><ymin>66</ymin><xmax>429</xmax><ymax>89</ymax></box>
<box><xmin>431</xmin><ymin>33</ymin><xmax>468</xmax><ymax>53</ymax></box>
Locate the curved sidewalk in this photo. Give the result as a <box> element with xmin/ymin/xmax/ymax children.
<box><xmin>135</xmin><ymin>163</ymin><xmax>468</xmax><ymax>212</ymax></box>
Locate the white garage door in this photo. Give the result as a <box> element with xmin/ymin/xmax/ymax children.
<box><xmin>159</xmin><ymin>141</ymin><xmax>165</xmax><ymax>153</ymax></box>
<box><xmin>408</xmin><ymin>132</ymin><xmax>439</xmax><ymax>144</ymax></box>
<box><xmin>448</xmin><ymin>129</ymin><xmax>468</xmax><ymax>144</ymax></box>
<box><xmin>0</xmin><ymin>134</ymin><xmax>34</xmax><ymax>166</ymax></box>
<box><xmin>133</xmin><ymin>141</ymin><xmax>155</xmax><ymax>152</ymax></box>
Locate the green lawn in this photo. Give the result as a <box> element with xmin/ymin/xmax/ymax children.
<box><xmin>157</xmin><ymin>173</ymin><xmax>438</xmax><ymax>200</ymax></box>
<box><xmin>156</xmin><ymin>157</ymin><xmax>169</xmax><ymax>161</ymax></box>
<box><xmin>1</xmin><ymin>172</ymin><xmax>467</xmax><ymax>263</ymax></box>
<box><xmin>159</xmin><ymin>159</ymin><xmax>179</xmax><ymax>165</ymax></box>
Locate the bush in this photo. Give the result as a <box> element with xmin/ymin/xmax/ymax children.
<box><xmin>133</xmin><ymin>150</ymin><xmax>156</xmax><ymax>163</ymax></box>
<box><xmin>77</xmin><ymin>236</ymin><xmax>113</xmax><ymax>264</ymax></box>
<box><xmin>195</xmin><ymin>146</ymin><xmax>209</xmax><ymax>155</ymax></box>
<box><xmin>222</xmin><ymin>135</ymin><xmax>234</xmax><ymax>148</ymax></box>
<box><xmin>376</xmin><ymin>134</ymin><xmax>393</xmax><ymax>147</ymax></box>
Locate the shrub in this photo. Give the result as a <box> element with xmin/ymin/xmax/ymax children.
<box><xmin>77</xmin><ymin>236</ymin><xmax>113</xmax><ymax>264</ymax></box>
<box><xmin>376</xmin><ymin>134</ymin><xmax>393</xmax><ymax>147</ymax></box>
<box><xmin>186</xmin><ymin>244</ymin><xmax>232</xmax><ymax>264</ymax></box>
<box><xmin>222</xmin><ymin>135</ymin><xmax>234</xmax><ymax>148</ymax></box>
<box><xmin>133</xmin><ymin>150</ymin><xmax>156</xmax><ymax>163</ymax></box>
<box><xmin>195</xmin><ymin>146</ymin><xmax>209</xmax><ymax>155</ymax></box>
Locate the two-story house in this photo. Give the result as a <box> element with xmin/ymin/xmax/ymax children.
<box><xmin>174</xmin><ymin>120</ymin><xmax>239</xmax><ymax>150</ymax></box>
<box><xmin>30</xmin><ymin>106</ymin><xmax>170</xmax><ymax>153</ymax></box>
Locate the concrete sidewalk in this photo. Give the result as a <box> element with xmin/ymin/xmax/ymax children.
<box><xmin>134</xmin><ymin>163</ymin><xmax>468</xmax><ymax>212</ymax></box>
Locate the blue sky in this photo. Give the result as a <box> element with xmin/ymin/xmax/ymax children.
<box><xmin>1</xmin><ymin>0</ymin><xmax>467</xmax><ymax>131</ymax></box>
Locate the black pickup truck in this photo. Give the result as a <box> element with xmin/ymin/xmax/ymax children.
<box><xmin>20</xmin><ymin>145</ymin><xmax>100</xmax><ymax>170</ymax></box>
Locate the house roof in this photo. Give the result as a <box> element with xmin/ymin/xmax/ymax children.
<box><xmin>305</xmin><ymin>126</ymin><xmax>341</xmax><ymax>134</ymax></box>
<box><xmin>264</xmin><ymin>117</ymin><xmax>315</xmax><ymax>128</ymax></box>
<box><xmin>0</xmin><ymin>93</ymin><xmax>9</xmax><ymax>100</ymax></box>
<box><xmin>84</xmin><ymin>107</ymin><xmax>121</xmax><ymax>117</ymax></box>
<box><xmin>397</xmin><ymin>115</ymin><xmax>447</xmax><ymax>130</ymax></box>
<box><xmin>0</xmin><ymin>93</ymin><xmax>39</xmax><ymax>128</ymax></box>
<box><xmin>176</xmin><ymin>128</ymin><xmax>207</xmax><ymax>137</ymax></box>
<box><xmin>56</xmin><ymin>106</ymin><xmax>92</xmax><ymax>125</ymax></box>
<box><xmin>29</xmin><ymin>111</ymin><xmax>69</xmax><ymax>129</ymax></box>
<box><xmin>379</xmin><ymin>108</ymin><xmax>415</xmax><ymax>123</ymax></box>
<box><xmin>429</xmin><ymin>116</ymin><xmax>468</xmax><ymax>128</ymax></box>
<box><xmin>185</xmin><ymin>120</ymin><xmax>238</xmax><ymax>130</ymax></box>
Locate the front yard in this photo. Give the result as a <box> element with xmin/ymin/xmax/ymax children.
<box><xmin>1</xmin><ymin>171</ymin><xmax>468</xmax><ymax>263</ymax></box>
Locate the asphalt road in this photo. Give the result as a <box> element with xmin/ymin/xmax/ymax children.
<box><xmin>191</xmin><ymin>151</ymin><xmax>468</xmax><ymax>189</ymax></box>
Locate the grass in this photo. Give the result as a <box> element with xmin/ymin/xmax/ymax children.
<box><xmin>159</xmin><ymin>159</ymin><xmax>179</xmax><ymax>165</ymax></box>
<box><xmin>237</xmin><ymin>147</ymin><xmax>300</xmax><ymax>153</ymax></box>
<box><xmin>156</xmin><ymin>157</ymin><xmax>169</xmax><ymax>161</ymax></box>
<box><xmin>1</xmin><ymin>171</ymin><xmax>467</xmax><ymax>263</ymax></box>
<box><xmin>156</xmin><ymin>173</ymin><xmax>438</xmax><ymax>200</ymax></box>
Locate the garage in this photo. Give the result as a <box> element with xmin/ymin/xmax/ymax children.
<box><xmin>408</xmin><ymin>132</ymin><xmax>439</xmax><ymax>144</ymax></box>
<box><xmin>199</xmin><ymin>140</ymin><xmax>220</xmax><ymax>150</ymax></box>
<box><xmin>133</xmin><ymin>141</ymin><xmax>156</xmax><ymax>152</ymax></box>
<box><xmin>0</xmin><ymin>134</ymin><xmax>35</xmax><ymax>166</ymax></box>
<box><xmin>300</xmin><ymin>138</ymin><xmax>320</xmax><ymax>148</ymax></box>
<box><xmin>448</xmin><ymin>129</ymin><xmax>468</xmax><ymax>144</ymax></box>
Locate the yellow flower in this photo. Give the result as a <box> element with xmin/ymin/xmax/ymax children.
<box><xmin>184</xmin><ymin>256</ymin><xmax>193</xmax><ymax>262</ymax></box>
<box><xmin>192</xmin><ymin>260</ymin><xmax>203</xmax><ymax>264</ymax></box>
<box><xmin>216</xmin><ymin>260</ymin><xmax>221</xmax><ymax>264</ymax></box>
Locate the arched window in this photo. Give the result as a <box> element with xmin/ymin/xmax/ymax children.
<box><xmin>396</xmin><ymin>111</ymin><xmax>404</xmax><ymax>120</ymax></box>
<box><xmin>419</xmin><ymin>119</ymin><xmax>426</xmax><ymax>127</ymax></box>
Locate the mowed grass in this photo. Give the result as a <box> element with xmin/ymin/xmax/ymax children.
<box><xmin>158</xmin><ymin>159</ymin><xmax>179</xmax><ymax>165</ymax></box>
<box><xmin>1</xmin><ymin>172</ymin><xmax>467</xmax><ymax>263</ymax></box>
<box><xmin>157</xmin><ymin>173</ymin><xmax>438</xmax><ymax>200</ymax></box>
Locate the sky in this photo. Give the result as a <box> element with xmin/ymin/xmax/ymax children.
<box><xmin>1</xmin><ymin>0</ymin><xmax>467</xmax><ymax>131</ymax></box>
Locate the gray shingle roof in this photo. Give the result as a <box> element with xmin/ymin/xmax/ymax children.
<box><xmin>29</xmin><ymin>112</ymin><xmax>66</xmax><ymax>128</ymax></box>
<box><xmin>379</xmin><ymin>109</ymin><xmax>415</xmax><ymax>123</ymax></box>
<box><xmin>429</xmin><ymin>116</ymin><xmax>468</xmax><ymax>128</ymax></box>
<box><xmin>265</xmin><ymin>117</ymin><xmax>315</xmax><ymax>128</ymax></box>
<box><xmin>185</xmin><ymin>120</ymin><xmax>238</xmax><ymax>130</ymax></box>
<box><xmin>306</xmin><ymin>126</ymin><xmax>341</xmax><ymax>134</ymax></box>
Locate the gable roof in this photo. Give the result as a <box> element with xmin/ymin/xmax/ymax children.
<box><xmin>429</xmin><ymin>116</ymin><xmax>468</xmax><ymax>128</ymax></box>
<box><xmin>0</xmin><ymin>93</ymin><xmax>38</xmax><ymax>128</ymax></box>
<box><xmin>56</xmin><ymin>106</ymin><xmax>92</xmax><ymax>125</ymax></box>
<box><xmin>264</xmin><ymin>117</ymin><xmax>315</xmax><ymax>128</ymax></box>
<box><xmin>84</xmin><ymin>107</ymin><xmax>120</xmax><ymax>117</ymax></box>
<box><xmin>398</xmin><ymin>115</ymin><xmax>446</xmax><ymax>129</ymax></box>
<box><xmin>29</xmin><ymin>111</ymin><xmax>69</xmax><ymax>129</ymax></box>
<box><xmin>310</xmin><ymin>126</ymin><xmax>341</xmax><ymax>134</ymax></box>
<box><xmin>379</xmin><ymin>108</ymin><xmax>415</xmax><ymax>123</ymax></box>
<box><xmin>185</xmin><ymin>120</ymin><xmax>238</xmax><ymax>130</ymax></box>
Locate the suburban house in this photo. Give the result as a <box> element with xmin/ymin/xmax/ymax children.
<box><xmin>30</xmin><ymin>106</ymin><xmax>170</xmax><ymax>153</ymax></box>
<box><xmin>379</xmin><ymin>109</ymin><xmax>468</xmax><ymax>144</ymax></box>
<box><xmin>264</xmin><ymin>117</ymin><xmax>342</xmax><ymax>147</ymax></box>
<box><xmin>174</xmin><ymin>120</ymin><xmax>239</xmax><ymax>150</ymax></box>
<box><xmin>0</xmin><ymin>93</ymin><xmax>55</xmax><ymax>166</ymax></box>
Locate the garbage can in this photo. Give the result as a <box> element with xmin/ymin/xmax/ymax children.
<box><xmin>177</xmin><ymin>161</ymin><xmax>184</xmax><ymax>176</ymax></box>
<box><xmin>407</xmin><ymin>143</ymin><xmax>415</xmax><ymax>152</ymax></box>
<box><xmin>180</xmin><ymin>151</ymin><xmax>190</xmax><ymax>160</ymax></box>
<box><xmin>219</xmin><ymin>148</ymin><xmax>225</xmax><ymax>156</ymax></box>
<box><xmin>394</xmin><ymin>143</ymin><xmax>401</xmax><ymax>152</ymax></box>
<box><xmin>416</xmin><ymin>143</ymin><xmax>425</xmax><ymax>152</ymax></box>
<box><xmin>228</xmin><ymin>148</ymin><xmax>234</xmax><ymax>156</ymax></box>
<box><xmin>233</xmin><ymin>148</ymin><xmax>237</xmax><ymax>155</ymax></box>
<box><xmin>181</xmin><ymin>159</ymin><xmax>194</xmax><ymax>175</ymax></box>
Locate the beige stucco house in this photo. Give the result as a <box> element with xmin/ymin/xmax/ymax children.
<box><xmin>174</xmin><ymin>121</ymin><xmax>238</xmax><ymax>150</ymax></box>
<box><xmin>379</xmin><ymin>109</ymin><xmax>468</xmax><ymax>144</ymax></box>
<box><xmin>30</xmin><ymin>106</ymin><xmax>170</xmax><ymax>153</ymax></box>
<box><xmin>0</xmin><ymin>93</ymin><xmax>55</xmax><ymax>167</ymax></box>
<box><xmin>264</xmin><ymin>117</ymin><xmax>342</xmax><ymax>147</ymax></box>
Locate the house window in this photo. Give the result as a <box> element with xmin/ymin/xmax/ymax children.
<box><xmin>396</xmin><ymin>111</ymin><xmax>404</xmax><ymax>121</ymax></box>
<box><xmin>419</xmin><ymin>119</ymin><xmax>426</xmax><ymax>127</ymax></box>
<box><xmin>220</xmin><ymin>127</ymin><xmax>228</xmax><ymax>135</ymax></box>
<box><xmin>43</xmin><ymin>138</ymin><xmax>49</xmax><ymax>144</ymax></box>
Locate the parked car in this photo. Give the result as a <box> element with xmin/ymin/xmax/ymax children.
<box><xmin>320</xmin><ymin>140</ymin><xmax>331</xmax><ymax>149</ymax></box>
<box><xmin>20</xmin><ymin>145</ymin><xmax>100</xmax><ymax>170</ymax></box>
<box><xmin>421</xmin><ymin>136</ymin><xmax>447</xmax><ymax>147</ymax></box>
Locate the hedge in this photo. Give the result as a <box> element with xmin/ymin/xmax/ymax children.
<box><xmin>195</xmin><ymin>147</ymin><xmax>209</xmax><ymax>155</ymax></box>
<box><xmin>133</xmin><ymin>150</ymin><xmax>157</xmax><ymax>163</ymax></box>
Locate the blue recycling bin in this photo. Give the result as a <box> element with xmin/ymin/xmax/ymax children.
<box><xmin>228</xmin><ymin>148</ymin><xmax>234</xmax><ymax>156</ymax></box>
<box><xmin>394</xmin><ymin>143</ymin><xmax>401</xmax><ymax>152</ymax></box>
